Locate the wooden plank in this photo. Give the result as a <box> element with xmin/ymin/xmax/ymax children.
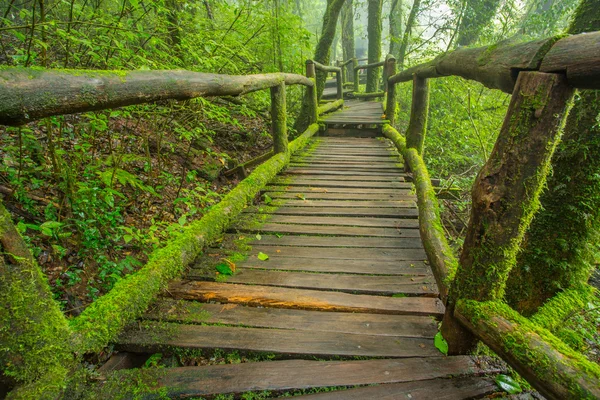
<box><xmin>245</xmin><ymin>206</ymin><xmax>419</xmax><ymax>218</ymax></box>
<box><xmin>299</xmin><ymin>153</ymin><xmax>398</xmax><ymax>159</ymax></box>
<box><xmin>264</xmin><ymin>191</ymin><xmax>415</xmax><ymax>201</ymax></box>
<box><xmin>264</xmin><ymin>186</ymin><xmax>410</xmax><ymax>194</ymax></box>
<box><xmin>167</xmin><ymin>281</ymin><xmax>445</xmax><ymax>316</ymax></box>
<box><xmin>235</xmin><ymin>222</ymin><xmax>421</xmax><ymax>237</ymax></box>
<box><xmin>235</xmin><ymin>257</ymin><xmax>431</xmax><ymax>275</ymax></box>
<box><xmin>247</xmin><ymin>234</ymin><xmax>423</xmax><ymax>248</ymax></box>
<box><xmin>271</xmin><ymin>199</ymin><xmax>416</xmax><ymax>208</ymax></box>
<box><xmin>278</xmin><ymin>174</ymin><xmax>405</xmax><ymax>182</ymax></box>
<box><xmin>297</xmin><ymin>156</ymin><xmax>398</xmax><ymax>163</ymax></box>
<box><xmin>145</xmin><ymin>300</ymin><xmax>439</xmax><ymax>337</ymax></box>
<box><xmin>270</xmin><ymin>179</ymin><xmax>410</xmax><ymax>188</ymax></box>
<box><xmin>222</xmin><ymin>269</ymin><xmax>437</xmax><ymax>296</ymax></box>
<box><xmin>311</xmin><ymin>150</ymin><xmax>396</xmax><ymax>156</ymax></box>
<box><xmin>288</xmin><ymin>164</ymin><xmax>402</xmax><ymax>171</ymax></box>
<box><xmin>116</xmin><ymin>323</ymin><xmax>441</xmax><ymax>358</ymax></box>
<box><xmin>285</xmin><ymin>169</ymin><xmax>403</xmax><ymax>177</ymax></box>
<box><xmin>261</xmin><ymin>215</ymin><xmax>420</xmax><ymax>228</ymax></box>
<box><xmin>150</xmin><ymin>357</ymin><xmax>494</xmax><ymax>397</ymax></box>
<box><xmin>248</xmin><ymin>246</ymin><xmax>427</xmax><ymax>261</ymax></box>
<box><xmin>289</xmin><ymin>160</ymin><xmax>400</xmax><ymax>167</ymax></box>
<box><xmin>291</xmin><ymin>376</ymin><xmax>498</xmax><ymax>399</ymax></box>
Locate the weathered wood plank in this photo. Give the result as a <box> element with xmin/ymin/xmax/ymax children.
<box><xmin>296</xmin><ymin>155</ymin><xmax>399</xmax><ymax>162</ymax></box>
<box><xmin>145</xmin><ymin>300</ymin><xmax>438</xmax><ymax>337</ymax></box>
<box><xmin>167</xmin><ymin>281</ymin><xmax>445</xmax><ymax>316</ymax></box>
<box><xmin>258</xmin><ymin>215</ymin><xmax>420</xmax><ymax>228</ymax></box>
<box><xmin>291</xmin><ymin>376</ymin><xmax>498</xmax><ymax>399</ymax></box>
<box><xmin>264</xmin><ymin>191</ymin><xmax>415</xmax><ymax>201</ymax></box>
<box><xmin>148</xmin><ymin>357</ymin><xmax>495</xmax><ymax>397</ymax></box>
<box><xmin>244</xmin><ymin>206</ymin><xmax>419</xmax><ymax>218</ymax></box>
<box><xmin>219</xmin><ymin>269</ymin><xmax>437</xmax><ymax>296</ymax></box>
<box><xmin>235</xmin><ymin>257</ymin><xmax>431</xmax><ymax>276</ymax></box>
<box><xmin>248</xmin><ymin>245</ymin><xmax>427</xmax><ymax>261</ymax></box>
<box><xmin>271</xmin><ymin>199</ymin><xmax>416</xmax><ymax>208</ymax></box>
<box><xmin>263</xmin><ymin>186</ymin><xmax>409</xmax><ymax>194</ymax></box>
<box><xmin>270</xmin><ymin>179</ymin><xmax>410</xmax><ymax>188</ymax></box>
<box><xmin>246</xmin><ymin>234</ymin><xmax>423</xmax><ymax>248</ymax></box>
<box><xmin>280</xmin><ymin>174</ymin><xmax>403</xmax><ymax>182</ymax></box>
<box><xmin>284</xmin><ymin>169</ymin><xmax>403</xmax><ymax>177</ymax></box>
<box><xmin>235</xmin><ymin>222</ymin><xmax>421</xmax><ymax>237</ymax></box>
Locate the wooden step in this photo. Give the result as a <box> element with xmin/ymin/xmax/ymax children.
<box><xmin>167</xmin><ymin>281</ymin><xmax>445</xmax><ymax>316</ymax></box>
<box><xmin>235</xmin><ymin>222</ymin><xmax>420</xmax><ymax>237</ymax></box>
<box><xmin>263</xmin><ymin>186</ymin><xmax>409</xmax><ymax>194</ymax></box>
<box><xmin>264</xmin><ymin>191</ymin><xmax>415</xmax><ymax>201</ymax></box>
<box><xmin>145</xmin><ymin>300</ymin><xmax>439</xmax><ymax>337</ymax></box>
<box><xmin>295</xmin><ymin>156</ymin><xmax>399</xmax><ymax>163</ymax></box>
<box><xmin>271</xmin><ymin>199</ymin><xmax>416</xmax><ymax>208</ymax></box>
<box><xmin>211</xmin><ymin>269</ymin><xmax>437</xmax><ymax>296</ymax></box>
<box><xmin>247</xmin><ymin>246</ymin><xmax>427</xmax><ymax>261</ymax></box>
<box><xmin>233</xmin><ymin>257</ymin><xmax>431</xmax><ymax>276</ymax></box>
<box><xmin>285</xmin><ymin>169</ymin><xmax>404</xmax><ymax>177</ymax></box>
<box><xmin>291</xmin><ymin>376</ymin><xmax>498</xmax><ymax>399</ymax></box>
<box><xmin>280</xmin><ymin>173</ymin><xmax>405</xmax><ymax>182</ymax></box>
<box><xmin>116</xmin><ymin>357</ymin><xmax>496</xmax><ymax>398</ymax></box>
<box><xmin>288</xmin><ymin>163</ymin><xmax>402</xmax><ymax>171</ymax></box>
<box><xmin>270</xmin><ymin>179</ymin><xmax>410</xmax><ymax>189</ymax></box>
<box><xmin>253</xmin><ymin>215</ymin><xmax>420</xmax><ymax>228</ymax></box>
<box><xmin>244</xmin><ymin>206</ymin><xmax>419</xmax><ymax>218</ymax></box>
<box><xmin>116</xmin><ymin>323</ymin><xmax>441</xmax><ymax>358</ymax></box>
<box><xmin>246</xmin><ymin>234</ymin><xmax>423</xmax><ymax>248</ymax></box>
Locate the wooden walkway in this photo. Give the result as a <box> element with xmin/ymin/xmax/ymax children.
<box><xmin>113</xmin><ymin>136</ymin><xmax>502</xmax><ymax>398</ymax></box>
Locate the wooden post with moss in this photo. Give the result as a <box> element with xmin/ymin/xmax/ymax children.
<box><xmin>335</xmin><ymin>70</ymin><xmax>343</xmax><ymax>100</ymax></box>
<box><xmin>384</xmin><ymin>54</ymin><xmax>397</xmax><ymax>124</ymax></box>
<box><xmin>306</xmin><ymin>61</ymin><xmax>318</xmax><ymax>124</ymax></box>
<box><xmin>353</xmin><ymin>58</ymin><xmax>359</xmax><ymax>93</ymax></box>
<box><xmin>338</xmin><ymin>60</ymin><xmax>346</xmax><ymax>86</ymax></box>
<box><xmin>0</xmin><ymin>200</ymin><xmax>74</xmax><ymax>396</ymax></box>
<box><xmin>441</xmin><ymin>71</ymin><xmax>575</xmax><ymax>354</ymax></box>
<box><xmin>270</xmin><ymin>82</ymin><xmax>288</xmax><ymax>154</ymax></box>
<box><xmin>405</xmin><ymin>74</ymin><xmax>429</xmax><ymax>156</ymax></box>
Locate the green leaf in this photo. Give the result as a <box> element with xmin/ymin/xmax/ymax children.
<box><xmin>263</xmin><ymin>194</ymin><xmax>272</xmax><ymax>205</ymax></box>
<box><xmin>434</xmin><ymin>331</ymin><xmax>448</xmax><ymax>355</ymax></box>
<box><xmin>255</xmin><ymin>233</ymin><xmax>262</xmax><ymax>240</ymax></box>
<box><xmin>123</xmin><ymin>235</ymin><xmax>134</xmax><ymax>244</ymax></box>
<box><xmin>178</xmin><ymin>215</ymin><xmax>187</xmax><ymax>226</ymax></box>
<box><xmin>215</xmin><ymin>262</ymin><xmax>233</xmax><ymax>275</ymax></box>
<box><xmin>495</xmin><ymin>374</ymin><xmax>522</xmax><ymax>394</ymax></box>
<box><xmin>257</xmin><ymin>252</ymin><xmax>269</xmax><ymax>261</ymax></box>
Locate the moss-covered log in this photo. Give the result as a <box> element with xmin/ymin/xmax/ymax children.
<box><xmin>311</xmin><ymin>61</ymin><xmax>342</xmax><ymax>73</ymax></box>
<box><xmin>383</xmin><ymin>124</ymin><xmax>456</xmax><ymax>303</ymax></box>
<box><xmin>0</xmin><ymin>201</ymin><xmax>74</xmax><ymax>397</ymax></box>
<box><xmin>352</xmin><ymin>58</ymin><xmax>359</xmax><ymax>93</ymax></box>
<box><xmin>0</xmin><ymin>68</ymin><xmax>313</xmax><ymax>126</ymax></box>
<box><xmin>366</xmin><ymin>0</ymin><xmax>383</xmax><ymax>93</ymax></box>
<box><xmin>442</xmin><ymin>71</ymin><xmax>574</xmax><ymax>354</ymax></box>
<box><xmin>351</xmin><ymin>91</ymin><xmax>385</xmax><ymax>99</ymax></box>
<box><xmin>317</xmin><ymin>98</ymin><xmax>344</xmax><ymax>115</ymax></box>
<box><xmin>405</xmin><ymin>75</ymin><xmax>429</xmax><ymax>156</ymax></box>
<box><xmin>455</xmin><ymin>300</ymin><xmax>600</xmax><ymax>400</ymax></box>
<box><xmin>506</xmin><ymin>1</ymin><xmax>600</xmax><ymax>315</ymax></box>
<box><xmin>70</xmin><ymin>123</ymin><xmax>320</xmax><ymax>354</ymax></box>
<box><xmin>270</xmin><ymin>82</ymin><xmax>288</xmax><ymax>154</ymax></box>
<box><xmin>305</xmin><ymin>62</ymin><xmax>319</xmax><ymax>126</ymax></box>
<box><xmin>530</xmin><ymin>284</ymin><xmax>597</xmax><ymax>333</ymax></box>
<box><xmin>388</xmin><ymin>36</ymin><xmax>560</xmax><ymax>93</ymax></box>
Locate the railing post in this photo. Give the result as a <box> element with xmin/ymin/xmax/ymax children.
<box><xmin>352</xmin><ymin>57</ymin><xmax>359</xmax><ymax>93</ymax></box>
<box><xmin>335</xmin><ymin>70</ymin><xmax>343</xmax><ymax>100</ymax></box>
<box><xmin>405</xmin><ymin>74</ymin><xmax>430</xmax><ymax>156</ymax></box>
<box><xmin>306</xmin><ymin>60</ymin><xmax>318</xmax><ymax>125</ymax></box>
<box><xmin>270</xmin><ymin>81</ymin><xmax>288</xmax><ymax>154</ymax></box>
<box><xmin>441</xmin><ymin>71</ymin><xmax>575</xmax><ymax>354</ymax></box>
<box><xmin>338</xmin><ymin>60</ymin><xmax>346</xmax><ymax>86</ymax></box>
<box><xmin>384</xmin><ymin>54</ymin><xmax>397</xmax><ymax>124</ymax></box>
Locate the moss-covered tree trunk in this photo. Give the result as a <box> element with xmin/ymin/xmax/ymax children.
<box><xmin>389</xmin><ymin>0</ymin><xmax>403</xmax><ymax>58</ymax></box>
<box><xmin>442</xmin><ymin>71</ymin><xmax>574</xmax><ymax>354</ymax></box>
<box><xmin>456</xmin><ymin>0</ymin><xmax>501</xmax><ymax>46</ymax></box>
<box><xmin>341</xmin><ymin>0</ymin><xmax>355</xmax><ymax>79</ymax></box>
<box><xmin>294</xmin><ymin>0</ymin><xmax>346</xmax><ymax>132</ymax></box>
<box><xmin>366</xmin><ymin>0</ymin><xmax>383</xmax><ymax>92</ymax></box>
<box><xmin>505</xmin><ymin>0</ymin><xmax>600</xmax><ymax>315</ymax></box>
<box><xmin>0</xmin><ymin>201</ymin><xmax>74</xmax><ymax>396</ymax></box>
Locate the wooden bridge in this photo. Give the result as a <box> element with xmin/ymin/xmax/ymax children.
<box><xmin>1</xmin><ymin>32</ymin><xmax>600</xmax><ymax>399</ymax></box>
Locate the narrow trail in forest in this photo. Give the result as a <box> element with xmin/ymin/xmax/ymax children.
<box><xmin>110</xmin><ymin>107</ymin><xmax>502</xmax><ymax>398</ymax></box>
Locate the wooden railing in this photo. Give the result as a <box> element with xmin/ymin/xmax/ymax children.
<box><xmin>383</xmin><ymin>31</ymin><xmax>600</xmax><ymax>399</ymax></box>
<box><xmin>307</xmin><ymin>59</ymin><xmax>343</xmax><ymax>101</ymax></box>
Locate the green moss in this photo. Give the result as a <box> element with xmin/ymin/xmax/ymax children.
<box><xmin>457</xmin><ymin>300</ymin><xmax>600</xmax><ymax>398</ymax></box>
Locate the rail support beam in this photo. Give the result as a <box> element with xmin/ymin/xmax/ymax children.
<box><xmin>306</xmin><ymin>61</ymin><xmax>319</xmax><ymax>125</ymax></box>
<box><xmin>270</xmin><ymin>81</ymin><xmax>288</xmax><ymax>154</ymax></box>
<box><xmin>405</xmin><ymin>75</ymin><xmax>429</xmax><ymax>157</ymax></box>
<box><xmin>384</xmin><ymin>54</ymin><xmax>397</xmax><ymax>124</ymax></box>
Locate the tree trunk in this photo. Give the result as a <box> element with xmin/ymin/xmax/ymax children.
<box><xmin>456</xmin><ymin>0</ymin><xmax>501</xmax><ymax>46</ymax></box>
<box><xmin>442</xmin><ymin>71</ymin><xmax>574</xmax><ymax>353</ymax></box>
<box><xmin>506</xmin><ymin>0</ymin><xmax>600</xmax><ymax>315</ymax></box>
<box><xmin>397</xmin><ymin>0</ymin><xmax>420</xmax><ymax>68</ymax></box>
<box><xmin>366</xmin><ymin>0</ymin><xmax>383</xmax><ymax>92</ymax></box>
<box><xmin>294</xmin><ymin>0</ymin><xmax>346</xmax><ymax>132</ymax></box>
<box><xmin>389</xmin><ymin>0</ymin><xmax>403</xmax><ymax>58</ymax></box>
<box><xmin>341</xmin><ymin>0</ymin><xmax>355</xmax><ymax>79</ymax></box>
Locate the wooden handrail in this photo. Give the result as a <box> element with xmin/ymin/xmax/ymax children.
<box><xmin>354</xmin><ymin>60</ymin><xmax>385</xmax><ymax>71</ymax></box>
<box><xmin>0</xmin><ymin>68</ymin><xmax>313</xmax><ymax>126</ymax></box>
<box><xmin>307</xmin><ymin>59</ymin><xmax>343</xmax><ymax>100</ymax></box>
<box><xmin>310</xmin><ymin>60</ymin><xmax>342</xmax><ymax>73</ymax></box>
<box><xmin>387</xmin><ymin>32</ymin><xmax>600</xmax><ymax>93</ymax></box>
